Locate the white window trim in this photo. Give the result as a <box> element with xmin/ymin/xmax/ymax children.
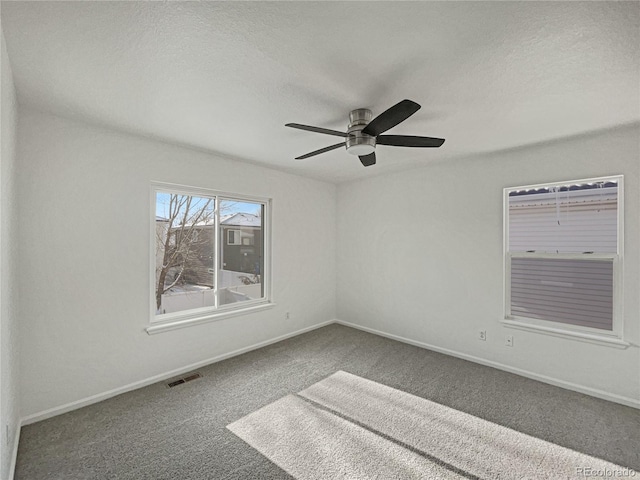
<box><xmin>148</xmin><ymin>182</ymin><xmax>273</xmax><ymax>334</ymax></box>
<box><xmin>146</xmin><ymin>302</ymin><xmax>276</xmax><ymax>335</ymax></box>
<box><xmin>227</xmin><ymin>229</ymin><xmax>242</xmax><ymax>245</ymax></box>
<box><xmin>502</xmin><ymin>175</ymin><xmax>625</xmax><ymax>347</ymax></box>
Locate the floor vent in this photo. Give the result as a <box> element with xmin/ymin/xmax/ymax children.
<box><xmin>183</xmin><ymin>373</ymin><xmax>202</xmax><ymax>382</ymax></box>
<box><xmin>166</xmin><ymin>372</ymin><xmax>202</xmax><ymax>388</ymax></box>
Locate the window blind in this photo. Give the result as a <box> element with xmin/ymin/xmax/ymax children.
<box><xmin>510</xmin><ymin>257</ymin><xmax>613</xmax><ymax>330</ymax></box>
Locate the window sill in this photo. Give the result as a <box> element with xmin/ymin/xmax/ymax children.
<box><xmin>501</xmin><ymin>319</ymin><xmax>630</xmax><ymax>349</ymax></box>
<box><xmin>146</xmin><ymin>302</ymin><xmax>276</xmax><ymax>335</ymax></box>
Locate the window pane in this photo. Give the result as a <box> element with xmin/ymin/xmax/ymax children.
<box><xmin>511</xmin><ymin>257</ymin><xmax>613</xmax><ymax>330</ymax></box>
<box><xmin>508</xmin><ymin>183</ymin><xmax>618</xmax><ymax>254</ymax></box>
<box><xmin>155</xmin><ymin>192</ymin><xmax>215</xmax><ymax>315</ymax></box>
<box><xmin>219</xmin><ymin>199</ymin><xmax>264</xmax><ymax>306</ymax></box>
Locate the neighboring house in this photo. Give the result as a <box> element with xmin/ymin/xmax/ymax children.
<box><xmin>220</xmin><ymin>213</ymin><xmax>263</xmax><ymax>275</ymax></box>
<box><xmin>154</xmin><ymin>216</ymin><xmax>170</xmax><ymax>276</ymax></box>
<box><xmin>155</xmin><ymin>213</ymin><xmax>263</xmax><ymax>289</ymax></box>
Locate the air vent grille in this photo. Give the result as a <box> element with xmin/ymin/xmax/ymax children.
<box><xmin>166</xmin><ymin>372</ymin><xmax>202</xmax><ymax>388</ymax></box>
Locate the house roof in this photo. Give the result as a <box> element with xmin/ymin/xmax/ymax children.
<box><xmin>173</xmin><ymin>212</ymin><xmax>261</xmax><ymax>229</ymax></box>
<box><xmin>221</xmin><ymin>213</ymin><xmax>261</xmax><ymax>227</ymax></box>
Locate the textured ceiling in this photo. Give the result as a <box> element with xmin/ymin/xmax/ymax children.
<box><xmin>1</xmin><ymin>1</ymin><xmax>639</xmax><ymax>183</ymax></box>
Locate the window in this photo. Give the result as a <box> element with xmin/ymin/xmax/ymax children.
<box><xmin>227</xmin><ymin>229</ymin><xmax>241</xmax><ymax>245</ymax></box>
<box><xmin>504</xmin><ymin>176</ymin><xmax>623</xmax><ymax>341</ymax></box>
<box><xmin>151</xmin><ymin>183</ymin><xmax>271</xmax><ymax>330</ymax></box>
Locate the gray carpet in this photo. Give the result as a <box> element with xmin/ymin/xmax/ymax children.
<box><xmin>15</xmin><ymin>324</ymin><xmax>640</xmax><ymax>479</ymax></box>
<box><xmin>229</xmin><ymin>371</ymin><xmax>633</xmax><ymax>479</ymax></box>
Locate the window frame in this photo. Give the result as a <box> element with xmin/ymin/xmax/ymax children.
<box><xmin>148</xmin><ymin>182</ymin><xmax>273</xmax><ymax>334</ymax></box>
<box><xmin>502</xmin><ymin>175</ymin><xmax>625</xmax><ymax>346</ymax></box>
<box><xmin>227</xmin><ymin>229</ymin><xmax>242</xmax><ymax>245</ymax></box>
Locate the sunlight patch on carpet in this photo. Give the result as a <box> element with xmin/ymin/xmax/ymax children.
<box><xmin>227</xmin><ymin>371</ymin><xmax>633</xmax><ymax>479</ymax></box>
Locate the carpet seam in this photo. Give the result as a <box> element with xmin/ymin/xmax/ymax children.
<box><xmin>293</xmin><ymin>393</ymin><xmax>480</xmax><ymax>480</ymax></box>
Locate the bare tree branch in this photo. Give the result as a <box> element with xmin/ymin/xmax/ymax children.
<box><xmin>155</xmin><ymin>194</ymin><xmax>214</xmax><ymax>310</ymax></box>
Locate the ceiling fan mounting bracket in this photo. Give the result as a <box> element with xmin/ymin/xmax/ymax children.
<box><xmin>348</xmin><ymin>108</ymin><xmax>373</xmax><ymax>127</ymax></box>
<box><xmin>346</xmin><ymin>108</ymin><xmax>376</xmax><ymax>156</ymax></box>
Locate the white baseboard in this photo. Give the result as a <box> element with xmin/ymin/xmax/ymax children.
<box><xmin>20</xmin><ymin>319</ymin><xmax>335</xmax><ymax>426</ymax></box>
<box><xmin>8</xmin><ymin>421</ymin><xmax>20</xmax><ymax>480</ymax></box>
<box><xmin>335</xmin><ymin>319</ymin><xmax>640</xmax><ymax>409</ymax></box>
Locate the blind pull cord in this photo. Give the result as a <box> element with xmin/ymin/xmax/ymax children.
<box><xmin>552</xmin><ymin>186</ymin><xmax>561</xmax><ymax>225</ymax></box>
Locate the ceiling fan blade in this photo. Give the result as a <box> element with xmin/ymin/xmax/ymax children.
<box><xmin>286</xmin><ymin>123</ymin><xmax>348</xmax><ymax>138</ymax></box>
<box><xmin>377</xmin><ymin>135</ymin><xmax>445</xmax><ymax>148</ymax></box>
<box><xmin>362</xmin><ymin>100</ymin><xmax>421</xmax><ymax>137</ymax></box>
<box><xmin>295</xmin><ymin>142</ymin><xmax>345</xmax><ymax>160</ymax></box>
<box><xmin>359</xmin><ymin>152</ymin><xmax>376</xmax><ymax>167</ymax></box>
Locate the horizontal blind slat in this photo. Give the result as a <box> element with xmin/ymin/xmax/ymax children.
<box><xmin>511</xmin><ymin>258</ymin><xmax>613</xmax><ymax>265</ymax></box>
<box><xmin>510</xmin><ymin>304</ymin><xmax>611</xmax><ymax>327</ymax></box>
<box><xmin>511</xmin><ymin>283</ymin><xmax>613</xmax><ymax>298</ymax></box>
<box><xmin>511</xmin><ymin>310</ymin><xmax>612</xmax><ymax>330</ymax></box>
<box><xmin>512</xmin><ymin>277</ymin><xmax>613</xmax><ymax>288</ymax></box>
<box><xmin>511</xmin><ymin>304</ymin><xmax>612</xmax><ymax>320</ymax></box>
<box><xmin>511</xmin><ymin>258</ymin><xmax>614</xmax><ymax>268</ymax></box>
<box><xmin>512</xmin><ymin>263</ymin><xmax>613</xmax><ymax>274</ymax></box>
<box><xmin>510</xmin><ymin>297</ymin><xmax>612</xmax><ymax>315</ymax></box>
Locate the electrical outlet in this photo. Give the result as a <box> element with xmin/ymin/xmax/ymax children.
<box><xmin>478</xmin><ymin>330</ymin><xmax>486</xmax><ymax>341</ymax></box>
<box><xmin>506</xmin><ymin>335</ymin><xmax>514</xmax><ymax>347</ymax></box>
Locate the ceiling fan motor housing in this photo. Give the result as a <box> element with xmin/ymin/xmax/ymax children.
<box><xmin>346</xmin><ymin>108</ymin><xmax>376</xmax><ymax>156</ymax></box>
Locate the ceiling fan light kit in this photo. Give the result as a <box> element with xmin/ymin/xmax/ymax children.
<box><xmin>346</xmin><ymin>109</ymin><xmax>376</xmax><ymax>156</ymax></box>
<box><xmin>286</xmin><ymin>99</ymin><xmax>445</xmax><ymax>167</ymax></box>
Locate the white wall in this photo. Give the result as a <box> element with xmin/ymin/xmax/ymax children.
<box><xmin>17</xmin><ymin>107</ymin><xmax>336</xmax><ymax>418</ymax></box>
<box><xmin>337</xmin><ymin>124</ymin><xmax>640</xmax><ymax>405</ymax></box>
<box><xmin>0</xmin><ymin>27</ymin><xmax>19</xmax><ymax>480</ymax></box>
<box><xmin>10</xmin><ymin>101</ymin><xmax>640</xmax><ymax>428</ymax></box>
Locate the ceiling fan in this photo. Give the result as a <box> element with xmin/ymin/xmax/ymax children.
<box><xmin>285</xmin><ymin>99</ymin><xmax>444</xmax><ymax>167</ymax></box>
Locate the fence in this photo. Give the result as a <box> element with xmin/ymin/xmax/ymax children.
<box><xmin>160</xmin><ymin>270</ymin><xmax>262</xmax><ymax>314</ymax></box>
